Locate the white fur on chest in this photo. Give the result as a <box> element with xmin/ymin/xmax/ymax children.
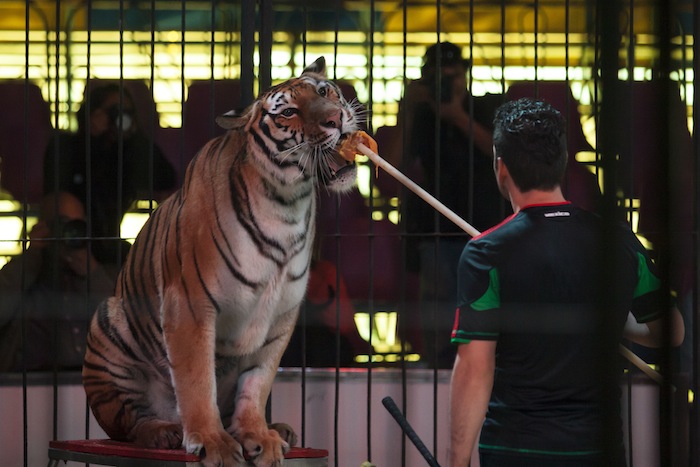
<box><xmin>211</xmin><ymin>195</ymin><xmax>313</xmax><ymax>356</ymax></box>
<box><xmin>214</xmin><ymin>261</ymin><xmax>308</xmax><ymax>355</ymax></box>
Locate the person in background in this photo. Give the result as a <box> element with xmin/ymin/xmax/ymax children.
<box><xmin>392</xmin><ymin>42</ymin><xmax>507</xmax><ymax>367</ymax></box>
<box><xmin>43</xmin><ymin>82</ymin><xmax>176</xmax><ymax>264</ymax></box>
<box><xmin>448</xmin><ymin>98</ymin><xmax>684</xmax><ymax>467</ymax></box>
<box><xmin>0</xmin><ymin>191</ymin><xmax>118</xmax><ymax>371</ymax></box>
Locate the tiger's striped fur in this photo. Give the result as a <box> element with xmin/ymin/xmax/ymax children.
<box><xmin>82</xmin><ymin>57</ymin><xmax>359</xmax><ymax>467</ymax></box>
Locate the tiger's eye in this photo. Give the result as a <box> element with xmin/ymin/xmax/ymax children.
<box><xmin>281</xmin><ymin>108</ymin><xmax>298</xmax><ymax>117</ymax></box>
<box><xmin>318</xmin><ymin>87</ymin><xmax>327</xmax><ymax>97</ymax></box>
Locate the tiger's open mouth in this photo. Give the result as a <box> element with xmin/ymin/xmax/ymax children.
<box><xmin>319</xmin><ymin>134</ymin><xmax>355</xmax><ymax>184</ymax></box>
<box><xmin>324</xmin><ymin>133</ymin><xmax>356</xmax><ymax>181</ymax></box>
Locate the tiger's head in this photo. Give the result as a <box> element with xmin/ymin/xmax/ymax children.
<box><xmin>217</xmin><ymin>57</ymin><xmax>360</xmax><ymax>193</ymax></box>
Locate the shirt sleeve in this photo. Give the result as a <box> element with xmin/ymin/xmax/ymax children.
<box><xmin>451</xmin><ymin>239</ymin><xmax>501</xmax><ymax>344</ymax></box>
<box><xmin>629</xmin><ymin>247</ymin><xmax>662</xmax><ymax>324</ymax></box>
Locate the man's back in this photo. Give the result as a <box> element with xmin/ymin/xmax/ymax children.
<box><xmin>453</xmin><ymin>202</ymin><xmax>661</xmax><ymax>460</ymax></box>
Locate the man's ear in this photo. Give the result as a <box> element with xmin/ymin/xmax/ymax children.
<box><xmin>494</xmin><ymin>156</ymin><xmax>510</xmax><ymax>182</ymax></box>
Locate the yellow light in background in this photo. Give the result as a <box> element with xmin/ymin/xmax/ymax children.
<box><xmin>371</xmin><ymin>211</ymin><xmax>384</xmax><ymax>221</ymax></box>
<box><xmin>0</xmin><ymin>217</ymin><xmax>23</xmax><ymax>255</ymax></box>
<box><xmin>356</xmin><ymin>157</ymin><xmax>372</xmax><ymax>198</ymax></box>
<box><xmin>120</xmin><ymin>212</ymin><xmax>151</xmax><ymax>245</ymax></box>
<box><xmin>0</xmin><ymin>200</ymin><xmax>37</xmax><ymax>257</ymax></box>
<box><xmin>353</xmin><ymin>311</ymin><xmax>419</xmax><ymax>363</ymax></box>
<box><xmin>120</xmin><ymin>199</ymin><xmax>157</xmax><ymax>244</ymax></box>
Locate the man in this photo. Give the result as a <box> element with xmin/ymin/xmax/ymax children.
<box><xmin>448</xmin><ymin>98</ymin><xmax>684</xmax><ymax>466</ymax></box>
<box><xmin>394</xmin><ymin>42</ymin><xmax>506</xmax><ymax>367</ymax></box>
<box><xmin>0</xmin><ymin>191</ymin><xmax>118</xmax><ymax>371</ymax></box>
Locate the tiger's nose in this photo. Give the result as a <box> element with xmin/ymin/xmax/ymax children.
<box><xmin>321</xmin><ymin>111</ymin><xmax>342</xmax><ymax>129</ymax></box>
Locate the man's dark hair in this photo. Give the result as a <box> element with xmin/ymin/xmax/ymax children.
<box><xmin>493</xmin><ymin>97</ymin><xmax>568</xmax><ymax>192</ymax></box>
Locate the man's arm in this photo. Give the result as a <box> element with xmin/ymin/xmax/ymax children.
<box><xmin>448</xmin><ymin>340</ymin><xmax>496</xmax><ymax>467</ymax></box>
<box><xmin>623</xmin><ymin>308</ymin><xmax>685</xmax><ymax>348</ymax></box>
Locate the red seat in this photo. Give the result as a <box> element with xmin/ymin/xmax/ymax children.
<box><xmin>319</xmin><ymin>215</ymin><xmax>405</xmax><ymax>304</ymax></box>
<box><xmin>183</xmin><ymin>79</ymin><xmax>242</xmax><ymax>162</ymax></box>
<box><xmin>613</xmin><ymin>81</ymin><xmax>693</xmax><ymax>258</ymax></box>
<box><xmin>0</xmin><ymin>80</ymin><xmax>52</xmax><ymax>204</ymax></box>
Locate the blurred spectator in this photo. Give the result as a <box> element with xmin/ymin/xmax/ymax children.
<box><xmin>44</xmin><ymin>82</ymin><xmax>176</xmax><ymax>264</ymax></box>
<box><xmin>0</xmin><ymin>192</ymin><xmax>118</xmax><ymax>371</ymax></box>
<box><xmin>392</xmin><ymin>42</ymin><xmax>508</xmax><ymax>367</ymax></box>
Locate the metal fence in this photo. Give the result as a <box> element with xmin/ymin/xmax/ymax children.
<box><xmin>0</xmin><ymin>0</ymin><xmax>696</xmax><ymax>466</ymax></box>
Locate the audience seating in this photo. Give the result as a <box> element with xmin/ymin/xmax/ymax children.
<box><xmin>182</xmin><ymin>79</ymin><xmax>242</xmax><ymax>163</ymax></box>
<box><xmin>0</xmin><ymin>80</ymin><xmax>53</xmax><ymax>204</ymax></box>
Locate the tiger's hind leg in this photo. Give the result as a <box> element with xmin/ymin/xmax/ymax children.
<box><xmin>268</xmin><ymin>423</ymin><xmax>298</xmax><ymax>448</ymax></box>
<box><xmin>83</xmin><ymin>298</ymin><xmax>183</xmax><ymax>449</ymax></box>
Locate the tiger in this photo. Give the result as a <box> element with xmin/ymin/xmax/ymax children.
<box><xmin>82</xmin><ymin>56</ymin><xmax>360</xmax><ymax>467</ymax></box>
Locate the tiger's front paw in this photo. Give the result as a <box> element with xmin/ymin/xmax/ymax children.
<box><xmin>239</xmin><ymin>427</ymin><xmax>289</xmax><ymax>467</ymax></box>
<box><xmin>184</xmin><ymin>428</ymin><xmax>244</xmax><ymax>467</ymax></box>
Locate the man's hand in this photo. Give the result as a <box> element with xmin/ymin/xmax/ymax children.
<box><xmin>28</xmin><ymin>221</ymin><xmax>51</xmax><ymax>250</ymax></box>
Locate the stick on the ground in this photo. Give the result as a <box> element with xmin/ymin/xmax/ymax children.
<box><xmin>382</xmin><ymin>396</ymin><xmax>441</xmax><ymax>467</ymax></box>
<box><xmin>357</xmin><ymin>142</ymin><xmax>667</xmax><ymax>387</ymax></box>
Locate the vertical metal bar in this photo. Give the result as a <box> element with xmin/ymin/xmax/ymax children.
<box><xmin>534</xmin><ymin>0</ymin><xmax>539</xmax><ymax>85</ymax></box>
<box><xmin>331</xmin><ymin>4</ymin><xmax>341</xmax><ymax>451</ymax></box>
<box><xmin>431</xmin><ymin>1</ymin><xmax>441</xmax><ymax>462</ymax></box>
<box><xmin>500</xmin><ymin>1</ymin><xmax>506</xmax><ymax>94</ymax></box>
<box><xmin>466</xmin><ymin>0</ymin><xmax>475</xmax><ymax>239</ymax></box>
<box><xmin>693</xmin><ymin>0</ymin><xmax>700</xmax><ymax>464</ymax></box>
<box><xmin>21</xmin><ymin>0</ymin><xmax>31</xmax><ymax>464</ymax></box>
<box><xmin>259</xmin><ymin>0</ymin><xmax>273</xmax><ymax>93</ymax></box>
<box><xmin>625</xmin><ymin>2</ymin><xmax>636</xmax><ymax>464</ymax></box>
<box><xmin>84</xmin><ymin>12</ymin><xmax>95</xmax><ymax>445</ymax></box>
<box><xmin>178</xmin><ymin>0</ymin><xmax>186</xmax><ymax>186</ymax></box>
<box><xmin>207</xmin><ymin>1</ymin><xmax>216</xmax><ymax>150</ymax></box>
<box><xmin>299</xmin><ymin>2</ymin><xmax>309</xmax><ymax>453</ymax></box>
<box><xmin>115</xmin><ymin>0</ymin><xmax>126</xmax><ymax>269</ymax></box>
<box><xmin>147</xmin><ymin>0</ymin><xmax>157</xmax><ymax>209</ymax></box>
<box><xmin>328</xmin><ymin>0</ymin><xmax>343</xmax><ymax>459</ymax></box>
<box><xmin>240</xmin><ymin>1</ymin><xmax>255</xmax><ymax>108</ymax></box>
<box><xmin>367</xmin><ymin>2</ymin><xmax>377</xmax><ymax>462</ymax></box>
<box><xmin>399</xmin><ymin>4</ymin><xmax>409</xmax><ymax>465</ymax></box>
<box><xmin>51</xmin><ymin>0</ymin><xmax>62</xmax><ymax>444</ymax></box>
<box><xmin>597</xmin><ymin>1</ymin><xmax>628</xmax><ymax>464</ymax></box>
<box><xmin>656</xmin><ymin>1</ymin><xmax>674</xmax><ymax>464</ymax></box>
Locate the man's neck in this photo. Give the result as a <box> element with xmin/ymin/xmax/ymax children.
<box><xmin>508</xmin><ymin>186</ymin><xmax>566</xmax><ymax>213</ymax></box>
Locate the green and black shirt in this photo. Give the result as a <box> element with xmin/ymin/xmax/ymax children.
<box><xmin>452</xmin><ymin>202</ymin><xmax>661</xmax><ymax>461</ymax></box>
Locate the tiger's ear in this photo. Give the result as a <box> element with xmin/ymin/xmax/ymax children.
<box><xmin>216</xmin><ymin>107</ymin><xmax>249</xmax><ymax>130</ymax></box>
<box><xmin>302</xmin><ymin>57</ymin><xmax>327</xmax><ymax>77</ymax></box>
